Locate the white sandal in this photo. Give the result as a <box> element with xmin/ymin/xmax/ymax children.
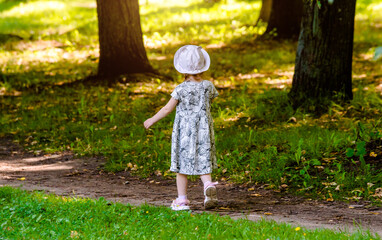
<box><xmin>170</xmin><ymin>199</ymin><xmax>190</xmax><ymax>211</ymax></box>
<box><xmin>204</xmin><ymin>182</ymin><xmax>218</xmax><ymax>209</ymax></box>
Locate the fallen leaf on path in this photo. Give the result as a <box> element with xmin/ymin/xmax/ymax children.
<box><xmin>66</xmin><ymin>170</ymin><xmax>81</xmax><ymax>176</ymax></box>
<box><xmin>326</xmin><ymin>192</ymin><xmax>334</xmax><ymax>202</ymax></box>
<box><xmin>373</xmin><ymin>188</ymin><xmax>382</xmax><ymax>198</ymax></box>
<box><xmin>264</xmin><ymin>212</ymin><xmax>272</xmax><ymax>215</ymax></box>
<box><xmin>248</xmin><ymin>188</ymin><xmax>255</xmax><ymax>191</ymax></box>
<box><xmin>370</xmin><ymin>152</ymin><xmax>377</xmax><ymax>157</ymax></box>
<box><xmin>219</xmin><ymin>207</ymin><xmax>230</xmax><ymax>210</ymax></box>
<box><xmin>17</xmin><ymin>177</ymin><xmax>25</xmax><ymax>181</ymax></box>
<box><xmin>322</xmin><ymin>157</ymin><xmax>336</xmax><ymax>162</ymax></box>
<box><xmin>250</xmin><ymin>193</ymin><xmax>262</xmax><ymax>197</ymax></box>
<box><xmin>288</xmin><ymin>117</ymin><xmax>297</xmax><ymax>123</ymax></box>
<box><xmin>349</xmin><ymin>205</ymin><xmax>364</xmax><ymax>209</ymax></box>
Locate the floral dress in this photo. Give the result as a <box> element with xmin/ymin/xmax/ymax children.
<box><xmin>170</xmin><ymin>80</ymin><xmax>219</xmax><ymax>175</ymax></box>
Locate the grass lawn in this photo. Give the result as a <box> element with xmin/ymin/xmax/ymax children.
<box><xmin>0</xmin><ymin>186</ymin><xmax>380</xmax><ymax>239</ymax></box>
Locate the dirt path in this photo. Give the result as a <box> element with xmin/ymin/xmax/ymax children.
<box><xmin>0</xmin><ymin>137</ymin><xmax>381</xmax><ymax>236</ymax></box>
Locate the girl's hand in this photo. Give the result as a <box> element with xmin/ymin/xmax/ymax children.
<box><xmin>144</xmin><ymin>118</ymin><xmax>154</xmax><ymax>129</ymax></box>
<box><xmin>143</xmin><ymin>97</ymin><xmax>178</xmax><ymax>130</ymax></box>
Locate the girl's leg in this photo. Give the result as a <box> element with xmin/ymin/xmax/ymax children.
<box><xmin>200</xmin><ymin>174</ymin><xmax>218</xmax><ymax>209</ymax></box>
<box><xmin>200</xmin><ymin>174</ymin><xmax>212</xmax><ymax>187</ymax></box>
<box><xmin>176</xmin><ymin>173</ymin><xmax>188</xmax><ymax>199</ymax></box>
<box><xmin>171</xmin><ymin>173</ymin><xmax>190</xmax><ymax>211</ymax></box>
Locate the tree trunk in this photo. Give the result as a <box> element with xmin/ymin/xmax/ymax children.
<box><xmin>264</xmin><ymin>0</ymin><xmax>303</xmax><ymax>39</ymax></box>
<box><xmin>96</xmin><ymin>0</ymin><xmax>154</xmax><ymax>77</ymax></box>
<box><xmin>289</xmin><ymin>0</ymin><xmax>356</xmax><ymax>111</ymax></box>
<box><xmin>256</xmin><ymin>0</ymin><xmax>272</xmax><ymax>25</ymax></box>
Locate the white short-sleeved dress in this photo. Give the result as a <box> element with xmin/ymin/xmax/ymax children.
<box><xmin>170</xmin><ymin>80</ymin><xmax>219</xmax><ymax>175</ymax></box>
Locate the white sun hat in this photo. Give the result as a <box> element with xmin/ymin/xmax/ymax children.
<box><xmin>174</xmin><ymin>45</ymin><xmax>210</xmax><ymax>74</ymax></box>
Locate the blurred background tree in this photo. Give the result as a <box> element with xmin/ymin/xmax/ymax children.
<box><xmin>289</xmin><ymin>0</ymin><xmax>357</xmax><ymax>111</ymax></box>
<box><xmin>96</xmin><ymin>0</ymin><xmax>154</xmax><ymax>78</ymax></box>
<box><xmin>260</xmin><ymin>0</ymin><xmax>303</xmax><ymax>39</ymax></box>
<box><xmin>256</xmin><ymin>0</ymin><xmax>272</xmax><ymax>25</ymax></box>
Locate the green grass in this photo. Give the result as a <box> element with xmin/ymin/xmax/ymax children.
<box><xmin>1</xmin><ymin>0</ymin><xmax>382</xmax><ymax>203</ymax></box>
<box><xmin>1</xmin><ymin>76</ymin><xmax>381</xmax><ymax>202</ymax></box>
<box><xmin>0</xmin><ymin>187</ymin><xmax>379</xmax><ymax>239</ymax></box>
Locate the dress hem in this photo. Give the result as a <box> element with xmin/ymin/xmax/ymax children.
<box><xmin>170</xmin><ymin>168</ymin><xmax>216</xmax><ymax>176</ymax></box>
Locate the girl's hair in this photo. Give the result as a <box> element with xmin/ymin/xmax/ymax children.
<box><xmin>184</xmin><ymin>73</ymin><xmax>202</xmax><ymax>81</ymax></box>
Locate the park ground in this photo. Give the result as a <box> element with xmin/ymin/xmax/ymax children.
<box><xmin>1</xmin><ymin>0</ymin><xmax>382</xmax><ymax>238</ymax></box>
<box><xmin>1</xmin><ymin>137</ymin><xmax>381</xmax><ymax>237</ymax></box>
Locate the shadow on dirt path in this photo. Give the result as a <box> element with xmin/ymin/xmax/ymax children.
<box><xmin>0</xmin><ymin>137</ymin><xmax>381</xmax><ymax>236</ymax></box>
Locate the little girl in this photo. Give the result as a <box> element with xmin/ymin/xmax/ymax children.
<box><xmin>144</xmin><ymin>45</ymin><xmax>219</xmax><ymax>210</ymax></box>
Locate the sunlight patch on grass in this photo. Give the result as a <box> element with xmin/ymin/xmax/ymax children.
<box><xmin>0</xmin><ymin>0</ymin><xmax>96</xmax><ymax>38</ymax></box>
<box><xmin>140</xmin><ymin>0</ymin><xmax>196</xmax><ymax>11</ymax></box>
<box><xmin>12</xmin><ymin>40</ymin><xmax>64</xmax><ymax>51</ymax></box>
<box><xmin>0</xmin><ymin>48</ymin><xmax>98</xmax><ymax>75</ymax></box>
<box><xmin>140</xmin><ymin>0</ymin><xmax>262</xmax><ymax>49</ymax></box>
<box><xmin>265</xmin><ymin>78</ymin><xmax>292</xmax><ymax>89</ymax></box>
<box><xmin>70</xmin><ymin>1</ymin><xmax>96</xmax><ymax>9</ymax></box>
<box><xmin>355</xmin><ymin>1</ymin><xmax>382</xmax><ymax>44</ymax></box>
<box><xmin>0</xmin><ymin>47</ymin><xmax>98</xmax><ymax>89</ymax></box>
<box><xmin>144</xmin><ymin>35</ymin><xmax>172</xmax><ymax>49</ymax></box>
<box><xmin>368</xmin><ymin>2</ymin><xmax>382</xmax><ymax>13</ymax></box>
<box><xmin>1</xmin><ymin>1</ymin><xmax>66</xmax><ymax>17</ymax></box>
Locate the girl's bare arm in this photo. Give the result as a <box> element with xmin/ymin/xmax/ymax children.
<box><xmin>143</xmin><ymin>97</ymin><xmax>178</xmax><ymax>129</ymax></box>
